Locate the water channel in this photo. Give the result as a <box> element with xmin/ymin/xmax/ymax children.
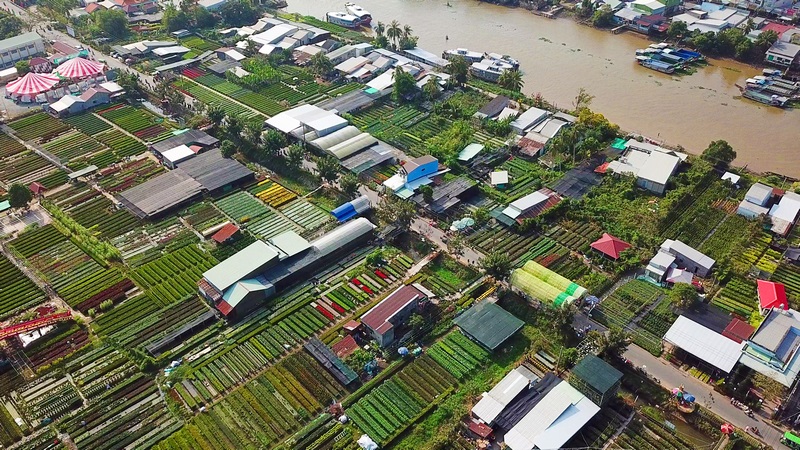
<box><xmin>286</xmin><ymin>0</ymin><xmax>800</xmax><ymax>176</ymax></box>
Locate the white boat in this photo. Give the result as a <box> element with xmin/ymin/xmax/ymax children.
<box><xmin>326</xmin><ymin>12</ymin><xmax>361</xmax><ymax>29</ymax></box>
<box><xmin>485</xmin><ymin>52</ymin><xmax>520</xmax><ymax>70</ymax></box>
<box><xmin>345</xmin><ymin>3</ymin><xmax>372</xmax><ymax>26</ymax></box>
<box><xmin>470</xmin><ymin>59</ymin><xmax>513</xmax><ymax>82</ymax></box>
<box><xmin>443</xmin><ymin>48</ymin><xmax>484</xmax><ymax>63</ymax></box>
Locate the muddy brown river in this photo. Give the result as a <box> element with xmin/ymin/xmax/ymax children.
<box><xmin>287</xmin><ymin>0</ymin><xmax>800</xmax><ymax>175</ymax></box>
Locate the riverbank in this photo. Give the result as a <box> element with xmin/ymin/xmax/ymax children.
<box><xmin>287</xmin><ymin>0</ymin><xmax>800</xmax><ymax>176</ymax></box>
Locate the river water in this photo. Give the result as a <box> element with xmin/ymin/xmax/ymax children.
<box><xmin>286</xmin><ymin>0</ymin><xmax>800</xmax><ymax>175</ymax></box>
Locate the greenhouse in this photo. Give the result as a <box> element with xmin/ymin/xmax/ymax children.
<box><xmin>510</xmin><ymin>261</ymin><xmax>586</xmax><ymax>307</ymax></box>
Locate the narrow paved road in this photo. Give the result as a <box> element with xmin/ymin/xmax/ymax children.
<box><xmin>624</xmin><ymin>344</ymin><xmax>785</xmax><ymax>449</ymax></box>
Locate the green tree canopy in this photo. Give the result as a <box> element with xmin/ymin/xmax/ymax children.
<box><xmin>8</xmin><ymin>184</ymin><xmax>32</xmax><ymax>208</ymax></box>
<box><xmin>15</xmin><ymin>60</ymin><xmax>30</xmax><ymax>76</ymax></box>
<box><xmin>392</xmin><ymin>67</ymin><xmax>417</xmax><ymax>102</ymax></box>
<box><xmin>309</xmin><ymin>52</ymin><xmax>334</xmax><ymax>78</ymax></box>
<box><xmin>591</xmin><ymin>5</ymin><xmax>614</xmax><ymax>28</ymax></box>
<box><xmin>376</xmin><ymin>195</ymin><xmax>416</xmax><ymax>229</ymax></box>
<box><xmin>339</xmin><ymin>173</ymin><xmax>360</xmax><ymax>199</ymax></box>
<box><xmin>220</xmin><ymin>140</ymin><xmax>236</xmax><ymax>158</ymax></box>
<box><xmin>94</xmin><ymin>9</ymin><xmax>129</xmax><ymax>40</ymax></box>
<box><xmin>667</xmin><ymin>21</ymin><xmax>688</xmax><ymax>41</ymax></box>
<box><xmin>498</xmin><ymin>69</ymin><xmax>523</xmax><ymax>92</ymax></box>
<box><xmin>220</xmin><ymin>0</ymin><xmax>258</xmax><ymax>27</ymax></box>
<box><xmin>669</xmin><ymin>283</ymin><xmax>697</xmax><ymax>309</ymax></box>
<box><xmin>0</xmin><ymin>11</ymin><xmax>24</xmax><ymax>40</ymax></box>
<box><xmin>315</xmin><ymin>155</ymin><xmax>340</xmax><ymax>184</ymax></box>
<box><xmin>480</xmin><ymin>250</ymin><xmax>512</xmax><ymax>280</ymax></box>
<box><xmin>162</xmin><ymin>4</ymin><xmax>190</xmax><ymax>32</ymax></box>
<box><xmin>445</xmin><ymin>55</ymin><xmax>468</xmax><ymax>86</ymax></box>
<box><xmin>262</xmin><ymin>129</ymin><xmax>287</xmax><ymax>156</ymax></box>
<box><xmin>701</xmin><ymin>140</ymin><xmax>736</xmax><ymax>166</ymax></box>
<box><xmin>285</xmin><ymin>144</ymin><xmax>305</xmax><ymax>171</ymax></box>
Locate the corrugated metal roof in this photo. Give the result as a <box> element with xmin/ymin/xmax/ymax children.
<box><xmin>177</xmin><ymin>148</ymin><xmax>253</xmax><ymax>192</ymax></box>
<box><xmin>202</xmin><ymin>241</ymin><xmax>279</xmax><ymax>292</ymax></box>
<box><xmin>453</xmin><ymin>301</ymin><xmax>524</xmax><ymax>350</ymax></box>
<box><xmin>472</xmin><ymin>366</ymin><xmax>539</xmax><ymax>424</ymax></box>
<box><xmin>268</xmin><ymin>230</ymin><xmax>310</xmax><ymax>259</ymax></box>
<box><xmin>0</xmin><ymin>32</ymin><xmax>41</xmax><ymax>52</ymax></box>
<box><xmin>750</xmin><ymin>309</ymin><xmax>800</xmax><ymax>356</ymax></box>
<box><xmin>362</xmin><ymin>284</ymin><xmax>425</xmax><ymax>332</ymax></box>
<box><xmin>570</xmin><ymin>355</ymin><xmax>622</xmax><ymax>395</ymax></box>
<box><xmin>662</xmin><ymin>239</ymin><xmax>715</xmax><ymax>271</ymax></box>
<box><xmin>504</xmin><ymin>380</ymin><xmax>600</xmax><ymax>450</ymax></box>
<box><xmin>664</xmin><ymin>315</ymin><xmax>745</xmax><ymax>372</ymax></box>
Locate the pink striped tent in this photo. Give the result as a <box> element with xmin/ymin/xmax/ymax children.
<box><xmin>52</xmin><ymin>57</ymin><xmax>105</xmax><ymax>79</ymax></box>
<box><xmin>5</xmin><ymin>72</ymin><xmax>60</xmax><ymax>96</ymax></box>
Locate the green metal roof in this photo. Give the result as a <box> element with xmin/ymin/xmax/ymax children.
<box><xmin>0</xmin><ymin>32</ymin><xmax>41</xmax><ymax>52</ymax></box>
<box><xmin>453</xmin><ymin>301</ymin><xmax>524</xmax><ymax>351</ymax></box>
<box><xmin>0</xmin><ymin>200</ymin><xmax>10</xmax><ymax>213</ymax></box>
<box><xmin>571</xmin><ymin>355</ymin><xmax>623</xmax><ymax>395</ymax></box>
<box><xmin>223</xmin><ymin>278</ymin><xmax>271</xmax><ymax>307</ymax></box>
<box><xmin>202</xmin><ymin>240</ymin><xmax>278</xmax><ymax>292</ymax></box>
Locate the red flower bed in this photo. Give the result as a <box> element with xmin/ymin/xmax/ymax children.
<box><xmin>360</xmin><ymin>285</ymin><xmax>374</xmax><ymax>295</ymax></box>
<box><xmin>330</xmin><ymin>302</ymin><xmax>346</xmax><ymax>314</ymax></box>
<box><xmin>74</xmin><ymin>279</ymin><xmax>134</xmax><ymax>314</ymax></box>
<box><xmin>181</xmin><ymin>68</ymin><xmax>205</xmax><ymax>79</ymax></box>
<box><xmin>134</xmin><ymin>125</ymin><xmax>166</xmax><ymax>140</ymax></box>
<box><xmin>29</xmin><ymin>330</ymin><xmax>90</xmax><ymax>368</ymax></box>
<box><xmin>537</xmin><ymin>253</ymin><xmax>561</xmax><ymax>268</ymax></box>
<box><xmin>351</xmin><ymin>278</ymin><xmax>363</xmax><ymax>286</ymax></box>
<box><xmin>100</xmin><ymin>166</ymin><xmax>120</xmax><ymax>177</ymax></box>
<box><xmin>96</xmin><ymin>104</ymin><xmax>125</xmax><ymax>114</ymax></box>
<box><xmin>316</xmin><ymin>305</ymin><xmax>335</xmax><ymax>321</ymax></box>
<box><xmin>374</xmin><ymin>269</ymin><xmax>388</xmax><ymax>279</ymax></box>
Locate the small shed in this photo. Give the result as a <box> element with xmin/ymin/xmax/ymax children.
<box><xmin>490</xmin><ymin>170</ymin><xmax>509</xmax><ymax>189</ymax></box>
<box><xmin>161</xmin><ymin>144</ymin><xmax>196</xmax><ymax>169</ymax></box>
<box><xmin>68</xmin><ymin>165</ymin><xmax>98</xmax><ymax>181</ymax></box>
<box><xmin>569</xmin><ymin>355</ymin><xmax>623</xmax><ymax>407</ymax></box>
<box><xmin>722</xmin><ymin>318</ymin><xmax>755</xmax><ymax>344</ymax></box>
<box><xmin>722</xmin><ymin>172</ymin><xmax>740</xmax><ymax>186</ymax></box>
<box><xmin>453</xmin><ymin>301</ymin><xmax>524</xmax><ymax>351</ymax></box>
<box><xmin>590</xmin><ymin>233</ymin><xmax>631</xmax><ymax>260</ymax></box>
<box><xmin>28</xmin><ymin>181</ymin><xmax>46</xmax><ymax>196</ymax></box>
<box><xmin>458</xmin><ymin>143</ymin><xmax>484</xmax><ymax>163</ymax></box>
<box><xmin>211</xmin><ymin>223</ymin><xmax>239</xmax><ymax>244</ymax></box>
<box><xmin>331</xmin><ymin>334</ymin><xmax>359</xmax><ymax>358</ymax></box>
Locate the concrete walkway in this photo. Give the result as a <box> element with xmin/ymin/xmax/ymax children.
<box><xmin>624</xmin><ymin>344</ymin><xmax>784</xmax><ymax>449</ymax></box>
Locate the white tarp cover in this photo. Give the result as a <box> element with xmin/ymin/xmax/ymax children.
<box><xmin>664</xmin><ymin>315</ymin><xmax>745</xmax><ymax>372</ymax></box>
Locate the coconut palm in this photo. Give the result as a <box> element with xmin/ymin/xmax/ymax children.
<box><xmin>244</xmin><ymin>121</ymin><xmax>263</xmax><ymax>149</ymax></box>
<box><xmin>403</xmin><ymin>24</ymin><xmax>413</xmax><ymax>40</ymax></box>
<box><xmin>309</xmin><ymin>52</ymin><xmax>334</xmax><ymax>77</ymax></box>
<box><xmin>387</xmin><ymin>20</ymin><xmax>402</xmax><ymax>49</ymax></box>
<box><xmin>374</xmin><ymin>21</ymin><xmax>385</xmax><ymax>37</ymax></box>
<box><xmin>498</xmin><ymin>69</ymin><xmax>524</xmax><ymax>92</ymax></box>
<box><xmin>207</xmin><ymin>105</ymin><xmax>225</xmax><ymax>130</ymax></box>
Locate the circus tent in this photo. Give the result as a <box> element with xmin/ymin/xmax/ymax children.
<box><xmin>5</xmin><ymin>72</ymin><xmax>60</xmax><ymax>96</ymax></box>
<box><xmin>52</xmin><ymin>57</ymin><xmax>105</xmax><ymax>79</ymax></box>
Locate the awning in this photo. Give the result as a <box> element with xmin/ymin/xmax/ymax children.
<box><xmin>53</xmin><ymin>57</ymin><xmax>105</xmax><ymax>79</ymax></box>
<box><xmin>6</xmin><ymin>72</ymin><xmax>60</xmax><ymax>95</ymax></box>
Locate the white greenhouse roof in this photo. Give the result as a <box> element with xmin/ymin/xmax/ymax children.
<box><xmin>664</xmin><ymin>315</ymin><xmax>744</xmax><ymax>372</ymax></box>
<box><xmin>458</xmin><ymin>143</ymin><xmax>484</xmax><ymax>162</ymax></box>
<box><xmin>490</xmin><ymin>171</ymin><xmax>509</xmax><ymax>186</ymax></box>
<box><xmin>771</xmin><ymin>192</ymin><xmax>800</xmax><ymax>224</ymax></box>
<box><xmin>504</xmin><ymin>380</ymin><xmax>600</xmax><ymax>450</ymax></box>
<box><xmin>162</xmin><ymin>144</ymin><xmax>195</xmax><ymax>164</ymax></box>
<box><xmin>312</xmin><ymin>126</ymin><xmax>362</xmax><ymax>151</ymax></box>
<box><xmin>504</xmin><ymin>191</ymin><xmax>548</xmax><ymax>218</ymax></box>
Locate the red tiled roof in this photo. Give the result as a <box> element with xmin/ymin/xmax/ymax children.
<box><xmin>757</xmin><ymin>280</ymin><xmax>788</xmax><ymax>310</ymax></box>
<box><xmin>590</xmin><ymin>233</ymin><xmax>632</xmax><ymax>260</ymax></box>
<box><xmin>189</xmin><ymin>145</ymin><xmax>203</xmax><ymax>153</ymax></box>
<box><xmin>28</xmin><ymin>182</ymin><xmax>46</xmax><ymax>195</ymax></box>
<box><xmin>331</xmin><ymin>335</ymin><xmax>359</xmax><ymax>358</ymax></box>
<box><xmin>343</xmin><ymin>320</ymin><xmax>361</xmax><ymax>331</ymax></box>
<box><xmin>722</xmin><ymin>318</ymin><xmax>755</xmax><ymax>344</ymax></box>
<box><xmin>467</xmin><ymin>420</ymin><xmax>493</xmax><ymax>438</ymax></box>
<box><xmin>515</xmin><ymin>188</ymin><xmax>561</xmax><ymax>223</ymax></box>
<box><xmin>211</xmin><ymin>223</ymin><xmax>239</xmax><ymax>244</ymax></box>
<box><xmin>517</xmin><ymin>137</ymin><xmax>545</xmax><ymax>157</ymax></box>
<box><xmin>762</xmin><ymin>22</ymin><xmax>794</xmax><ymax>38</ymax></box>
<box><xmin>594</xmin><ymin>162</ymin><xmax>610</xmax><ymax>174</ymax></box>
<box><xmin>85</xmin><ymin>3</ymin><xmax>103</xmax><ymax>13</ymax></box>
<box><xmin>361</xmin><ymin>285</ymin><xmax>425</xmax><ymax>334</ymax></box>
<box><xmin>217</xmin><ymin>300</ymin><xmax>234</xmax><ymax>316</ymax></box>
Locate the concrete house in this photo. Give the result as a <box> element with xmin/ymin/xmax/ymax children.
<box><xmin>361</xmin><ymin>284</ymin><xmax>427</xmax><ymax>346</ymax></box>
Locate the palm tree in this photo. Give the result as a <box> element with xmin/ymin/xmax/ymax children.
<box><xmin>225</xmin><ymin>115</ymin><xmax>243</xmax><ymax>142</ymax></box>
<box><xmin>309</xmin><ymin>52</ymin><xmax>334</xmax><ymax>78</ymax></box>
<box><xmin>498</xmin><ymin>69</ymin><xmax>524</xmax><ymax>92</ymax></box>
<box><xmin>374</xmin><ymin>21</ymin><xmax>385</xmax><ymax>37</ymax></box>
<box><xmin>403</xmin><ymin>25</ymin><xmax>413</xmax><ymax>40</ymax></box>
<box><xmin>207</xmin><ymin>105</ymin><xmax>225</xmax><ymax>130</ymax></box>
<box><xmin>387</xmin><ymin>20</ymin><xmax>402</xmax><ymax>49</ymax></box>
<box><xmin>244</xmin><ymin>121</ymin><xmax>263</xmax><ymax>149</ymax></box>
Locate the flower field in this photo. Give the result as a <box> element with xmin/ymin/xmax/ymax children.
<box><xmin>16</xmin><ymin>376</ymin><xmax>82</xmax><ymax>422</ymax></box>
<box><xmin>41</xmin><ymin>130</ymin><xmax>105</xmax><ymax>162</ymax></box>
<box><xmin>180</xmin><ymin>36</ymin><xmax>219</xmax><ymax>51</ymax></box>
<box><xmin>174</xmin><ymin>77</ymin><xmax>265</xmax><ymax>122</ymax></box>
<box><xmin>279</xmin><ymin>199</ymin><xmax>331</xmax><ymax>231</ymax></box>
<box><xmin>611</xmin><ymin>413</ymin><xmax>697</xmax><ymax>450</ymax></box>
<box><xmin>468</xmin><ymin>226</ymin><xmax>559</xmax><ymax>267</ymax></box>
<box><xmin>66</xmin><ymin>196</ymin><xmax>140</xmax><ymax>239</ymax></box>
<box><xmin>157</xmin><ymin>352</ymin><xmax>345</xmax><ymax>449</ymax></box>
<box><xmin>730</xmin><ymin>232</ymin><xmax>772</xmax><ymax>274</ymax></box>
<box><xmin>189</xmin><ymin>72</ymin><xmax>287</xmax><ymax>116</ymax></box>
<box><xmin>182</xmin><ymin>202</ymin><xmax>227</xmax><ymax>235</ymax></box>
<box><xmin>250</xmin><ymin>180</ymin><xmax>297</xmax><ymax>208</ymax></box>
<box><xmin>0</xmin><ymin>253</ymin><xmax>46</xmax><ymax>319</ymax></box>
<box><xmin>63</xmin><ymin>112</ymin><xmax>112</xmax><ymax>134</ymax></box>
<box><xmin>594</xmin><ymin>280</ymin><xmax>663</xmax><ymax>330</ymax></box>
<box><xmin>97</xmin><ymin>158</ymin><xmax>164</xmax><ymax>192</ymax></box>
<box><xmin>659</xmin><ymin>181</ymin><xmax>730</xmax><ymax>248</ymax></box>
<box><xmin>47</xmin><ymin>182</ymin><xmax>100</xmax><ymax>209</ymax></box>
<box><xmin>770</xmin><ymin>264</ymin><xmax>800</xmax><ymax>307</ymax></box>
<box><xmin>10</xmin><ymin>224</ymin><xmax>131</xmax><ymax>313</ymax></box>
<box><xmin>96</xmin><ymin>104</ymin><xmax>171</xmax><ymax>138</ymax></box>
<box><xmin>247</xmin><ymin>209</ymin><xmax>303</xmax><ymax>240</ymax></box>
<box><xmin>547</xmin><ymin>220</ymin><xmax>601</xmax><ymax>251</ymax></box>
<box><xmin>215</xmin><ymin>191</ymin><xmax>270</xmax><ymax>222</ymax></box>
<box><xmin>23</xmin><ymin>322</ymin><xmax>89</xmax><ymax>370</ymax></box>
<box><xmin>427</xmin><ymin>332</ymin><xmax>488</xmax><ymax>379</ymax></box>
<box><xmin>0</xmin><ymin>151</ymin><xmax>65</xmax><ymax>188</ymax></box>
<box><xmin>0</xmin><ymin>131</ymin><xmax>26</xmax><ymax>158</ymax></box>
<box><xmin>95</xmin><ymin>128</ymin><xmax>147</xmax><ymax>158</ymax></box>
<box><xmin>8</xmin><ymin>112</ymin><xmax>70</xmax><ymax>142</ymax></box>
<box><xmin>347</xmin><ymin>355</ymin><xmax>457</xmax><ymax>445</ymax></box>
<box><xmin>699</xmin><ymin>214</ymin><xmax>752</xmax><ymax>261</ymax></box>
<box><xmin>712</xmin><ymin>276</ymin><xmax>756</xmax><ymax>317</ymax></box>
<box><xmin>130</xmin><ymin>245</ymin><xmax>217</xmax><ymax>306</ymax></box>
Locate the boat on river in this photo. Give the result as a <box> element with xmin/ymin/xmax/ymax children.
<box><xmin>345</xmin><ymin>3</ymin><xmax>372</xmax><ymax>26</ymax></box>
<box><xmin>485</xmin><ymin>52</ymin><xmax>520</xmax><ymax>70</ymax></box>
<box><xmin>470</xmin><ymin>58</ymin><xmax>515</xmax><ymax>82</ymax></box>
<box><xmin>741</xmin><ymin>88</ymin><xmax>789</xmax><ymax>107</ymax></box>
<box><xmin>636</xmin><ymin>55</ymin><xmax>675</xmax><ymax>74</ymax></box>
<box><xmin>326</xmin><ymin>12</ymin><xmax>362</xmax><ymax>29</ymax></box>
<box><xmin>443</xmin><ymin>48</ymin><xmax>484</xmax><ymax>63</ymax></box>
